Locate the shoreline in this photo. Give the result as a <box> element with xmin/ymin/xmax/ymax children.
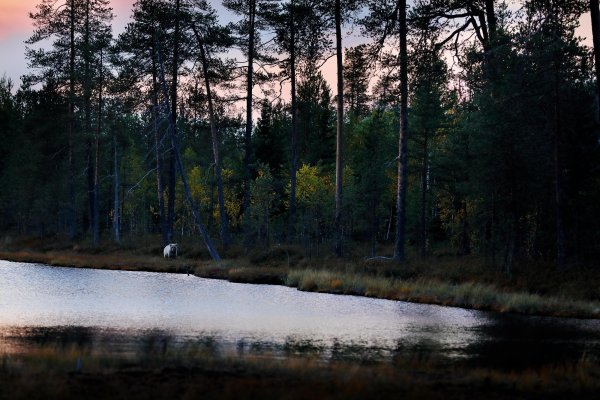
<box><xmin>1</xmin><ymin>248</ymin><xmax>599</xmax><ymax>320</ymax></box>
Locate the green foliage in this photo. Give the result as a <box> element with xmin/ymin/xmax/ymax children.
<box><xmin>451</xmin><ymin>16</ymin><xmax>599</xmax><ymax>264</ymax></box>
<box><xmin>406</xmin><ymin>50</ymin><xmax>449</xmax><ymax>255</ymax></box>
<box><xmin>0</xmin><ymin>76</ymin><xmax>17</xmax><ymax>190</ymax></box>
<box><xmin>0</xmin><ymin>82</ymin><xmax>68</xmax><ymax>234</ymax></box>
<box><xmin>297</xmin><ymin>66</ymin><xmax>336</xmax><ymax>168</ymax></box>
<box><xmin>294</xmin><ymin>164</ymin><xmax>334</xmax><ymax>213</ymax></box>
<box><xmin>343</xmin><ymin>44</ymin><xmax>371</xmax><ymax>118</ymax></box>
<box><xmin>254</xmin><ymin>100</ymin><xmax>289</xmax><ymax>176</ymax></box>
<box><xmin>245</xmin><ymin>163</ymin><xmax>278</xmax><ymax>244</ymax></box>
<box><xmin>346</xmin><ymin>109</ymin><xmax>396</xmax><ymax>247</ymax></box>
<box><xmin>287</xmin><ymin>164</ymin><xmax>335</xmax><ymax>243</ymax></box>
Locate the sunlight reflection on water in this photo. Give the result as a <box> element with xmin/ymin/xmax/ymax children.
<box><xmin>1</xmin><ymin>260</ymin><xmax>599</xmax><ymax>366</ymax></box>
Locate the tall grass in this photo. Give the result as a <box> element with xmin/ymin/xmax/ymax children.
<box><xmin>285</xmin><ymin>269</ymin><xmax>600</xmax><ymax>318</ymax></box>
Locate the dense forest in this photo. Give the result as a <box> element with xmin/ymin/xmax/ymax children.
<box><xmin>1</xmin><ymin>0</ymin><xmax>599</xmax><ymax>271</ymax></box>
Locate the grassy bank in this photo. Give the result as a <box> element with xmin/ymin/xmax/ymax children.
<box><xmin>1</xmin><ymin>341</ymin><xmax>599</xmax><ymax>399</ymax></box>
<box><xmin>1</xmin><ymin>236</ymin><xmax>599</xmax><ymax>319</ymax></box>
<box><xmin>285</xmin><ymin>269</ymin><xmax>599</xmax><ymax>318</ymax></box>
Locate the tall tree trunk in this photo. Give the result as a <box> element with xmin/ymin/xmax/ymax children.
<box><xmin>504</xmin><ymin>222</ymin><xmax>515</xmax><ymax>275</ymax></box>
<box><xmin>460</xmin><ymin>200</ymin><xmax>470</xmax><ymax>255</ymax></box>
<box><xmin>167</xmin><ymin>0</ymin><xmax>181</xmax><ymax>244</ymax></box>
<box><xmin>166</xmin><ymin>132</ymin><xmax>176</xmax><ymax>242</ymax></box>
<box><xmin>86</xmin><ymin>142</ymin><xmax>94</xmax><ymax>234</ymax></box>
<box><xmin>152</xmin><ymin>44</ymin><xmax>168</xmax><ymax>246</ymax></box>
<box><xmin>369</xmin><ymin>198</ymin><xmax>378</xmax><ymax>257</ymax></box>
<box><xmin>484</xmin><ymin>0</ymin><xmax>496</xmax><ymax>41</ymax></box>
<box><xmin>243</xmin><ymin>0</ymin><xmax>256</xmax><ymax>223</ymax></box>
<box><xmin>483</xmin><ymin>0</ymin><xmax>497</xmax><ymax>81</ymax></box>
<box><xmin>554</xmin><ymin>60</ymin><xmax>566</xmax><ymax>268</ymax></box>
<box><xmin>92</xmin><ymin>47</ymin><xmax>103</xmax><ymax>246</ymax></box>
<box><xmin>121</xmin><ymin>161</ymin><xmax>126</xmax><ymax>235</ymax></box>
<box><xmin>394</xmin><ymin>0</ymin><xmax>409</xmax><ymax>261</ymax></box>
<box><xmin>198</xmin><ymin>40</ymin><xmax>230</xmax><ymax>250</ymax></box>
<box><xmin>590</xmin><ymin>0</ymin><xmax>600</xmax><ymax>122</ymax></box>
<box><xmin>84</xmin><ymin>0</ymin><xmax>94</xmax><ymax>242</ymax></box>
<box><xmin>334</xmin><ymin>0</ymin><xmax>344</xmax><ymax>257</ymax></box>
<box><xmin>288</xmin><ymin>0</ymin><xmax>298</xmax><ymax>243</ymax></box>
<box><xmin>113</xmin><ymin>134</ymin><xmax>120</xmax><ymax>242</ymax></box>
<box><xmin>420</xmin><ymin>129</ymin><xmax>428</xmax><ymax>258</ymax></box>
<box><xmin>504</xmin><ymin>184</ymin><xmax>517</xmax><ymax>275</ymax></box>
<box><xmin>68</xmin><ymin>0</ymin><xmax>76</xmax><ymax>240</ymax></box>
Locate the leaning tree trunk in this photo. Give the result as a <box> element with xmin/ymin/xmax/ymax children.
<box><xmin>394</xmin><ymin>0</ymin><xmax>409</xmax><ymax>261</ymax></box>
<box><xmin>172</xmin><ymin>135</ymin><xmax>221</xmax><ymax>261</ymax></box>
<box><xmin>334</xmin><ymin>0</ymin><xmax>344</xmax><ymax>257</ymax></box>
<box><xmin>198</xmin><ymin>40</ymin><xmax>230</xmax><ymax>250</ymax></box>
<box><xmin>155</xmin><ymin>42</ymin><xmax>221</xmax><ymax>261</ymax></box>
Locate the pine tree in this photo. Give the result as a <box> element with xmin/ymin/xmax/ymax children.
<box><xmin>26</xmin><ymin>0</ymin><xmax>112</xmax><ymax>240</ymax></box>
<box><xmin>343</xmin><ymin>44</ymin><xmax>371</xmax><ymax>119</ymax></box>
<box><xmin>189</xmin><ymin>6</ymin><xmax>234</xmax><ymax>249</ymax></box>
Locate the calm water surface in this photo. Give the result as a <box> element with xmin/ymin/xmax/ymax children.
<box><xmin>1</xmin><ymin>260</ymin><xmax>599</xmax><ymax>367</ymax></box>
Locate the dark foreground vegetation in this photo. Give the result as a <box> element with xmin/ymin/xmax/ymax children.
<box><xmin>2</xmin><ymin>235</ymin><xmax>599</xmax><ymax>319</ymax></box>
<box><xmin>1</xmin><ymin>336</ymin><xmax>599</xmax><ymax>400</ymax></box>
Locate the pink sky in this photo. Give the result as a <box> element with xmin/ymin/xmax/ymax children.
<box><xmin>0</xmin><ymin>0</ymin><xmax>594</xmax><ymax>92</ymax></box>
<box><xmin>0</xmin><ymin>0</ymin><xmax>134</xmax><ymax>39</ymax></box>
<box><xmin>0</xmin><ymin>1</ymin><xmax>30</xmax><ymax>40</ymax></box>
<box><xmin>0</xmin><ymin>0</ymin><xmax>136</xmax><ymax>86</ymax></box>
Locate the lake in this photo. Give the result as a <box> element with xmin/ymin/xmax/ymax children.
<box><xmin>1</xmin><ymin>260</ymin><xmax>599</xmax><ymax>368</ymax></box>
